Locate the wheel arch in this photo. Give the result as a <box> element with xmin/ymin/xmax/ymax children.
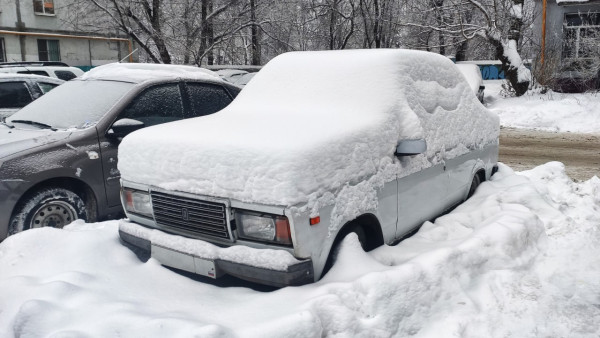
<box><xmin>341</xmin><ymin>213</ymin><xmax>385</xmax><ymax>251</ymax></box>
<box><xmin>11</xmin><ymin>177</ymin><xmax>98</xmax><ymax>222</ymax></box>
<box><xmin>318</xmin><ymin>213</ymin><xmax>385</xmax><ymax>279</ymax></box>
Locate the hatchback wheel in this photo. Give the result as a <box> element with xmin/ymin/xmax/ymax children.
<box><xmin>9</xmin><ymin>187</ymin><xmax>89</xmax><ymax>235</ymax></box>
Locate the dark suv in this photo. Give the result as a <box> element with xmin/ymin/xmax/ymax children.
<box><xmin>0</xmin><ymin>63</ymin><xmax>240</xmax><ymax>240</ymax></box>
<box><xmin>0</xmin><ymin>73</ymin><xmax>64</xmax><ymax>118</ymax></box>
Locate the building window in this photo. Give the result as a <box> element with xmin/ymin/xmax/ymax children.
<box><xmin>38</xmin><ymin>39</ymin><xmax>60</xmax><ymax>61</ymax></box>
<box><xmin>0</xmin><ymin>38</ymin><xmax>6</xmax><ymax>63</ymax></box>
<box><xmin>563</xmin><ymin>12</ymin><xmax>600</xmax><ymax>60</ymax></box>
<box><xmin>33</xmin><ymin>0</ymin><xmax>55</xmax><ymax>15</ymax></box>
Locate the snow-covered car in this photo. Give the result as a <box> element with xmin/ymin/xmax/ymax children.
<box><xmin>0</xmin><ymin>63</ymin><xmax>241</xmax><ymax>240</ymax></box>
<box><xmin>214</xmin><ymin>69</ymin><xmax>248</xmax><ymax>84</ymax></box>
<box><xmin>0</xmin><ymin>61</ymin><xmax>84</xmax><ymax>81</ymax></box>
<box><xmin>232</xmin><ymin>72</ymin><xmax>257</xmax><ymax>86</ymax></box>
<box><xmin>456</xmin><ymin>63</ymin><xmax>485</xmax><ymax>103</ymax></box>
<box><xmin>0</xmin><ymin>73</ymin><xmax>64</xmax><ymax>119</ymax></box>
<box><xmin>118</xmin><ymin>49</ymin><xmax>499</xmax><ymax>287</ymax></box>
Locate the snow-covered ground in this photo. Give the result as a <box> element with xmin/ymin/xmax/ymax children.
<box><xmin>1</xmin><ymin>162</ymin><xmax>599</xmax><ymax>337</ymax></box>
<box><xmin>486</xmin><ymin>80</ymin><xmax>600</xmax><ymax>134</ymax></box>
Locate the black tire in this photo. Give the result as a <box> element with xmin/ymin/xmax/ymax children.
<box><xmin>321</xmin><ymin>224</ymin><xmax>367</xmax><ymax>278</ymax></box>
<box><xmin>467</xmin><ymin>174</ymin><xmax>482</xmax><ymax>199</ymax></box>
<box><xmin>9</xmin><ymin>187</ymin><xmax>90</xmax><ymax>235</ymax></box>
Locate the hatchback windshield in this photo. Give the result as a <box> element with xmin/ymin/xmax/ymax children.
<box><xmin>7</xmin><ymin>80</ymin><xmax>135</xmax><ymax>129</ymax></box>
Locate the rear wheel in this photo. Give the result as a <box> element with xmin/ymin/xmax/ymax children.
<box><xmin>9</xmin><ymin>187</ymin><xmax>89</xmax><ymax>235</ymax></box>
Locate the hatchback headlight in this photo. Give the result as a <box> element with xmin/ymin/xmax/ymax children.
<box><xmin>122</xmin><ymin>188</ymin><xmax>153</xmax><ymax>218</ymax></box>
<box><xmin>235</xmin><ymin>210</ymin><xmax>292</xmax><ymax>246</ymax></box>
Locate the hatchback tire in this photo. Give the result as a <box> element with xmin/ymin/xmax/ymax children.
<box><xmin>9</xmin><ymin>187</ymin><xmax>89</xmax><ymax>235</ymax></box>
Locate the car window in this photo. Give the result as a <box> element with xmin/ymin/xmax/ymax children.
<box><xmin>17</xmin><ymin>70</ymin><xmax>50</xmax><ymax>77</ymax></box>
<box><xmin>55</xmin><ymin>70</ymin><xmax>77</xmax><ymax>81</ymax></box>
<box><xmin>37</xmin><ymin>82</ymin><xmax>59</xmax><ymax>93</ymax></box>
<box><xmin>8</xmin><ymin>80</ymin><xmax>135</xmax><ymax>129</ymax></box>
<box><xmin>0</xmin><ymin>82</ymin><xmax>32</xmax><ymax>108</ymax></box>
<box><xmin>119</xmin><ymin>83</ymin><xmax>184</xmax><ymax>127</ymax></box>
<box><xmin>185</xmin><ymin>83</ymin><xmax>232</xmax><ymax>118</ymax></box>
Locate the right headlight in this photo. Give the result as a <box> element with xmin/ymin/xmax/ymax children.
<box><xmin>121</xmin><ymin>188</ymin><xmax>153</xmax><ymax>218</ymax></box>
<box><xmin>234</xmin><ymin>210</ymin><xmax>292</xmax><ymax>246</ymax></box>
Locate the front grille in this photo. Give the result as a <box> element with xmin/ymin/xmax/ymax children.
<box><xmin>151</xmin><ymin>191</ymin><xmax>230</xmax><ymax>239</ymax></box>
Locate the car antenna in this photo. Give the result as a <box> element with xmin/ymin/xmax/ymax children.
<box><xmin>119</xmin><ymin>48</ymin><xmax>138</xmax><ymax>63</ymax></box>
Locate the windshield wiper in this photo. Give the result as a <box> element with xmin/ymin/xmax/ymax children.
<box><xmin>9</xmin><ymin>120</ymin><xmax>57</xmax><ymax>131</ymax></box>
<box><xmin>0</xmin><ymin>117</ymin><xmax>14</xmax><ymax>129</ymax></box>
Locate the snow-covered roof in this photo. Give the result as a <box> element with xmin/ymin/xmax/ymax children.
<box><xmin>455</xmin><ymin>63</ymin><xmax>483</xmax><ymax>94</ymax></box>
<box><xmin>119</xmin><ymin>49</ymin><xmax>498</xmax><ymax>206</ymax></box>
<box><xmin>80</xmin><ymin>63</ymin><xmax>221</xmax><ymax>83</ymax></box>
<box><xmin>0</xmin><ymin>72</ymin><xmax>64</xmax><ymax>83</ymax></box>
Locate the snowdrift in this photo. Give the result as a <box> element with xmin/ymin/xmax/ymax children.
<box><xmin>1</xmin><ymin>162</ymin><xmax>598</xmax><ymax>337</ymax></box>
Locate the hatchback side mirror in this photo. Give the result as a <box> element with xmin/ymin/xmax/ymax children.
<box><xmin>395</xmin><ymin>139</ymin><xmax>427</xmax><ymax>156</ymax></box>
<box><xmin>107</xmin><ymin>118</ymin><xmax>145</xmax><ymax>139</ymax></box>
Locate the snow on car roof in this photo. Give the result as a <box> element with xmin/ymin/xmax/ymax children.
<box><xmin>455</xmin><ymin>63</ymin><xmax>483</xmax><ymax>94</ymax></box>
<box><xmin>119</xmin><ymin>49</ymin><xmax>498</xmax><ymax>208</ymax></box>
<box><xmin>0</xmin><ymin>72</ymin><xmax>65</xmax><ymax>83</ymax></box>
<box><xmin>81</xmin><ymin>62</ymin><xmax>221</xmax><ymax>83</ymax></box>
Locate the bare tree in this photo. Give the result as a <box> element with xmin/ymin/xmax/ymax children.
<box><xmin>402</xmin><ymin>0</ymin><xmax>532</xmax><ymax>96</ymax></box>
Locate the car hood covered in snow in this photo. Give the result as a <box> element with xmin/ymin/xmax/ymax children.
<box><xmin>0</xmin><ymin>126</ymin><xmax>71</xmax><ymax>160</ymax></box>
<box><xmin>118</xmin><ymin>49</ymin><xmax>499</xmax><ymax>206</ymax></box>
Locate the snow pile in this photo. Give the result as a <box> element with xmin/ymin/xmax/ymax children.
<box><xmin>455</xmin><ymin>63</ymin><xmax>482</xmax><ymax>94</ymax></box>
<box><xmin>486</xmin><ymin>81</ymin><xmax>600</xmax><ymax>133</ymax></box>
<box><xmin>81</xmin><ymin>62</ymin><xmax>220</xmax><ymax>83</ymax></box>
<box><xmin>119</xmin><ymin>49</ymin><xmax>498</xmax><ymax>208</ymax></box>
<box><xmin>0</xmin><ymin>162</ymin><xmax>598</xmax><ymax>337</ymax></box>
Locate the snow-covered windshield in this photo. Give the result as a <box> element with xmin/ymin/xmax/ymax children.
<box><xmin>7</xmin><ymin>80</ymin><xmax>135</xmax><ymax>129</ymax></box>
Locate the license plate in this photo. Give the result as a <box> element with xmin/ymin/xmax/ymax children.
<box><xmin>151</xmin><ymin>244</ymin><xmax>220</xmax><ymax>279</ymax></box>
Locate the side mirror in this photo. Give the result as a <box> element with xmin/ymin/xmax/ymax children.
<box><xmin>107</xmin><ymin>118</ymin><xmax>145</xmax><ymax>139</ymax></box>
<box><xmin>395</xmin><ymin>139</ymin><xmax>427</xmax><ymax>156</ymax></box>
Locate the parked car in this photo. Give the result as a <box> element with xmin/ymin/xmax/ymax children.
<box><xmin>0</xmin><ymin>73</ymin><xmax>64</xmax><ymax>118</ymax></box>
<box><xmin>215</xmin><ymin>69</ymin><xmax>248</xmax><ymax>84</ymax></box>
<box><xmin>456</xmin><ymin>63</ymin><xmax>485</xmax><ymax>103</ymax></box>
<box><xmin>231</xmin><ymin>72</ymin><xmax>257</xmax><ymax>86</ymax></box>
<box><xmin>0</xmin><ymin>61</ymin><xmax>84</xmax><ymax>81</ymax></box>
<box><xmin>210</xmin><ymin>66</ymin><xmax>262</xmax><ymax>86</ymax></box>
<box><xmin>118</xmin><ymin>49</ymin><xmax>499</xmax><ymax>287</ymax></box>
<box><xmin>0</xmin><ymin>63</ymin><xmax>241</xmax><ymax>241</ymax></box>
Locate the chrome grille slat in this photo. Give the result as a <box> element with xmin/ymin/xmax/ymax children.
<box><xmin>151</xmin><ymin>191</ymin><xmax>230</xmax><ymax>240</ymax></box>
<box><xmin>152</xmin><ymin>203</ymin><xmax>224</xmax><ymax>218</ymax></box>
<box><xmin>152</xmin><ymin>205</ymin><xmax>225</xmax><ymax>224</ymax></box>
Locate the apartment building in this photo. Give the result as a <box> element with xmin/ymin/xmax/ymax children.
<box><xmin>0</xmin><ymin>0</ymin><xmax>134</xmax><ymax>68</ymax></box>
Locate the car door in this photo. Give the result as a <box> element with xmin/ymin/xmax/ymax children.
<box><xmin>99</xmin><ymin>82</ymin><xmax>185</xmax><ymax>207</ymax></box>
<box><xmin>395</xmin><ymin>158</ymin><xmax>448</xmax><ymax>239</ymax></box>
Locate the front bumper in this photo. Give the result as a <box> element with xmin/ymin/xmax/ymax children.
<box><xmin>119</xmin><ymin>220</ymin><xmax>314</xmax><ymax>287</ymax></box>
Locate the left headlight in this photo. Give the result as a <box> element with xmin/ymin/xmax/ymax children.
<box><xmin>122</xmin><ymin>188</ymin><xmax>153</xmax><ymax>218</ymax></box>
<box><xmin>235</xmin><ymin>210</ymin><xmax>292</xmax><ymax>246</ymax></box>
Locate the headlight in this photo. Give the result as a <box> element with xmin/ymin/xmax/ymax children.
<box><xmin>235</xmin><ymin>210</ymin><xmax>292</xmax><ymax>246</ymax></box>
<box><xmin>122</xmin><ymin>188</ymin><xmax>153</xmax><ymax>218</ymax></box>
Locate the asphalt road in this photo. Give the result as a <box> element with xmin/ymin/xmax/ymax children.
<box><xmin>499</xmin><ymin>127</ymin><xmax>600</xmax><ymax>181</ymax></box>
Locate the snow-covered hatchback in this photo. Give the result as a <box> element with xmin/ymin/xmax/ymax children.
<box><xmin>118</xmin><ymin>49</ymin><xmax>499</xmax><ymax>287</ymax></box>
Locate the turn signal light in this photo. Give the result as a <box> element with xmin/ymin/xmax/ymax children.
<box><xmin>275</xmin><ymin>217</ymin><xmax>292</xmax><ymax>245</ymax></box>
